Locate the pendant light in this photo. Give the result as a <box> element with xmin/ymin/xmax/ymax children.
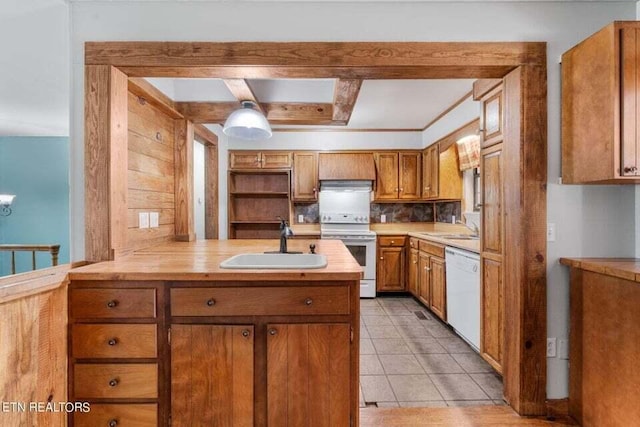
<box><xmin>223</xmin><ymin>101</ymin><xmax>272</xmax><ymax>140</ymax></box>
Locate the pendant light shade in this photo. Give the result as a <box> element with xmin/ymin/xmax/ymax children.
<box><xmin>223</xmin><ymin>101</ymin><xmax>272</xmax><ymax>140</ymax></box>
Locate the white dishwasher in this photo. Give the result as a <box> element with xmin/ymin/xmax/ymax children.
<box><xmin>445</xmin><ymin>247</ymin><xmax>481</xmax><ymax>351</ymax></box>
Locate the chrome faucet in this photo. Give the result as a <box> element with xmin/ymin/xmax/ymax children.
<box><xmin>456</xmin><ymin>220</ymin><xmax>480</xmax><ymax>237</ymax></box>
<box><xmin>279</xmin><ymin>217</ymin><xmax>294</xmax><ymax>253</ymax></box>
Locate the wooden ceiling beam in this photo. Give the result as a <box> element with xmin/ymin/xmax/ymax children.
<box><xmin>332</xmin><ymin>79</ymin><xmax>362</xmax><ymax>123</ymax></box>
<box><xmin>194</xmin><ymin>124</ymin><xmax>218</xmax><ymax>146</ymax></box>
<box><xmin>127</xmin><ymin>77</ymin><xmax>183</xmax><ymax>119</ymax></box>
<box><xmin>86</xmin><ymin>42</ymin><xmax>546</xmax><ymax>68</ymax></box>
<box><xmin>176</xmin><ymin>101</ymin><xmax>338</xmax><ymax>125</ymax></box>
<box><xmin>118</xmin><ymin>65</ymin><xmax>515</xmax><ymax>80</ymax></box>
<box><xmin>222</xmin><ymin>79</ymin><xmax>265</xmax><ymax>114</ymax></box>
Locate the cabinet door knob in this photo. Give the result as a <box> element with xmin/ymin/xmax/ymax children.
<box><xmin>391</xmin><ymin>240</ymin><xmax>395</xmax><ymax>244</ymax></box>
<box><xmin>108</xmin><ymin>378</ymin><xmax>119</xmax><ymax>387</ymax></box>
<box><xmin>400</xmin><ymin>188</ymin><xmax>403</xmax><ymax>192</ymax></box>
<box><xmin>425</xmin><ymin>267</ymin><xmax>431</xmax><ymax>271</ymax></box>
<box><xmin>624</xmin><ymin>166</ymin><xmax>638</xmax><ymax>173</ymax></box>
<box><xmin>108</xmin><ymin>420</ymin><xmax>118</xmax><ymax>427</ymax></box>
<box><xmin>107</xmin><ymin>338</ymin><xmax>118</xmax><ymax>346</ymax></box>
<box><xmin>206</xmin><ymin>298</ymin><xmax>216</xmax><ymax>307</ymax></box>
<box><xmin>413</xmin><ymin>261</ymin><xmax>417</xmax><ymax>264</ymax></box>
<box><xmin>269</xmin><ymin>328</ymin><xmax>278</xmax><ymax>336</ymax></box>
<box><xmin>106</xmin><ymin>300</ymin><xmax>118</xmax><ymax>309</ymax></box>
<box><xmin>242</xmin><ymin>329</ymin><xmax>251</xmax><ymax>338</ymax></box>
<box><xmin>304</xmin><ymin>298</ymin><xmax>313</xmax><ymax>306</ymax></box>
<box><xmin>380</xmin><ymin>257</ymin><xmax>384</xmax><ymax>260</ymax></box>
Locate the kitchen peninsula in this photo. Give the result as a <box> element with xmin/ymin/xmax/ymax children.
<box><xmin>67</xmin><ymin>239</ymin><xmax>360</xmax><ymax>427</ymax></box>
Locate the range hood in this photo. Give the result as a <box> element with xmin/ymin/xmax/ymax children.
<box><xmin>318</xmin><ymin>153</ymin><xmax>376</xmax><ymax>181</ymax></box>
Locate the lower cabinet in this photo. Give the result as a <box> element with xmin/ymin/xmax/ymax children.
<box><xmin>481</xmin><ymin>258</ymin><xmax>504</xmax><ymax>373</ymax></box>
<box><xmin>377</xmin><ymin>236</ymin><xmax>407</xmax><ymax>292</ymax></box>
<box><xmin>171</xmin><ymin>325</ymin><xmax>254</xmax><ymax>426</ymax></box>
<box><xmin>69</xmin><ymin>281</ymin><xmax>358</xmax><ymax>427</ymax></box>
<box><xmin>407</xmin><ymin>238</ymin><xmax>447</xmax><ymax>322</ymax></box>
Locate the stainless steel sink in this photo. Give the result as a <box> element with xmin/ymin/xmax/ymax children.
<box><xmin>421</xmin><ymin>233</ymin><xmax>480</xmax><ymax>240</ymax></box>
<box><xmin>219</xmin><ymin>253</ymin><xmax>328</xmax><ymax>269</ymax></box>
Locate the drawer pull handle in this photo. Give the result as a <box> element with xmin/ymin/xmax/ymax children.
<box><xmin>108</xmin><ymin>378</ymin><xmax>119</xmax><ymax>387</ymax></box>
<box><xmin>106</xmin><ymin>300</ymin><xmax>118</xmax><ymax>309</ymax></box>
<box><xmin>269</xmin><ymin>328</ymin><xmax>278</xmax><ymax>336</ymax></box>
<box><xmin>242</xmin><ymin>329</ymin><xmax>251</xmax><ymax>338</ymax></box>
<box><xmin>108</xmin><ymin>420</ymin><xmax>118</xmax><ymax>427</ymax></box>
<box><xmin>304</xmin><ymin>298</ymin><xmax>313</xmax><ymax>306</ymax></box>
<box><xmin>624</xmin><ymin>166</ymin><xmax>638</xmax><ymax>173</ymax></box>
<box><xmin>206</xmin><ymin>298</ymin><xmax>216</xmax><ymax>307</ymax></box>
<box><xmin>391</xmin><ymin>241</ymin><xmax>395</xmax><ymax>244</ymax></box>
<box><xmin>107</xmin><ymin>338</ymin><xmax>118</xmax><ymax>346</ymax></box>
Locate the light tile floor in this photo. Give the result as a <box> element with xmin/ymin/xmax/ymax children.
<box><xmin>359</xmin><ymin>296</ymin><xmax>505</xmax><ymax>408</ymax></box>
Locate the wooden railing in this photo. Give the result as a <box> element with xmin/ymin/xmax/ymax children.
<box><xmin>0</xmin><ymin>244</ymin><xmax>60</xmax><ymax>275</ymax></box>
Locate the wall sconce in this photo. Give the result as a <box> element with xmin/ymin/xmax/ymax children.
<box><xmin>0</xmin><ymin>195</ymin><xmax>15</xmax><ymax>216</ymax></box>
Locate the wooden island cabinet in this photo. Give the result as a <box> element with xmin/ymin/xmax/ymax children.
<box><xmin>67</xmin><ymin>240</ymin><xmax>361</xmax><ymax>427</ymax></box>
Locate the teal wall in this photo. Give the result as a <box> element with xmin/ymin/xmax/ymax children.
<box><xmin>0</xmin><ymin>137</ymin><xmax>70</xmax><ymax>276</ymax></box>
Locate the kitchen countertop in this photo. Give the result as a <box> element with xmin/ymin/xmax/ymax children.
<box><xmin>68</xmin><ymin>240</ymin><xmax>361</xmax><ymax>282</ymax></box>
<box><xmin>560</xmin><ymin>258</ymin><xmax>640</xmax><ymax>283</ymax></box>
<box><xmin>292</xmin><ymin>222</ymin><xmax>480</xmax><ymax>253</ymax></box>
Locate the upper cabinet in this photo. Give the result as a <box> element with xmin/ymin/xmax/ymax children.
<box><xmin>374</xmin><ymin>151</ymin><xmax>421</xmax><ymax>201</ymax></box>
<box><xmin>229</xmin><ymin>151</ymin><xmax>292</xmax><ymax>170</ymax></box>
<box><xmin>422</xmin><ymin>144</ymin><xmax>439</xmax><ymax>199</ymax></box>
<box><xmin>292</xmin><ymin>152</ymin><xmax>318</xmax><ymax>201</ymax></box>
<box><xmin>421</xmin><ymin>142</ymin><xmax>463</xmax><ymax>201</ymax></box>
<box><xmin>562</xmin><ymin>22</ymin><xmax>640</xmax><ymax>184</ymax></box>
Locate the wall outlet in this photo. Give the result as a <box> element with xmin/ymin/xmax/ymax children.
<box><xmin>558</xmin><ymin>339</ymin><xmax>569</xmax><ymax>360</ymax></box>
<box><xmin>298</xmin><ymin>214</ymin><xmax>304</xmax><ymax>223</ymax></box>
<box><xmin>150</xmin><ymin>212</ymin><xmax>159</xmax><ymax>228</ymax></box>
<box><xmin>139</xmin><ymin>212</ymin><xmax>150</xmax><ymax>229</ymax></box>
<box><xmin>547</xmin><ymin>223</ymin><xmax>556</xmax><ymax>242</ymax></box>
<box><xmin>380</xmin><ymin>214</ymin><xmax>386</xmax><ymax>223</ymax></box>
<box><xmin>547</xmin><ymin>337</ymin><xmax>557</xmax><ymax>358</ymax></box>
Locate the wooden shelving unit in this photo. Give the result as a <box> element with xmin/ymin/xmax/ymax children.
<box><xmin>228</xmin><ymin>170</ymin><xmax>291</xmax><ymax>239</ymax></box>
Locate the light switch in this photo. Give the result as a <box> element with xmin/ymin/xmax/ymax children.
<box><xmin>139</xmin><ymin>212</ymin><xmax>150</xmax><ymax>229</ymax></box>
<box><xmin>298</xmin><ymin>214</ymin><xmax>304</xmax><ymax>223</ymax></box>
<box><xmin>380</xmin><ymin>214</ymin><xmax>386</xmax><ymax>223</ymax></box>
<box><xmin>150</xmin><ymin>212</ymin><xmax>159</xmax><ymax>228</ymax></box>
<box><xmin>547</xmin><ymin>223</ymin><xmax>556</xmax><ymax>242</ymax></box>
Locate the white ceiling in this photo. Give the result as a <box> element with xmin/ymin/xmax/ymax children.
<box><xmin>146</xmin><ymin>78</ymin><xmax>474</xmax><ymax>130</ymax></box>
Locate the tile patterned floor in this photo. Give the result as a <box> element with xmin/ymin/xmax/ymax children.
<box><xmin>359</xmin><ymin>296</ymin><xmax>504</xmax><ymax>408</ymax></box>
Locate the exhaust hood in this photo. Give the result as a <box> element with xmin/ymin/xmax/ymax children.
<box><xmin>318</xmin><ymin>153</ymin><xmax>376</xmax><ymax>181</ymax></box>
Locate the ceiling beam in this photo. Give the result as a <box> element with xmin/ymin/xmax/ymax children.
<box><xmin>127</xmin><ymin>77</ymin><xmax>183</xmax><ymax>119</ymax></box>
<box><xmin>332</xmin><ymin>79</ymin><xmax>362</xmax><ymax>123</ymax></box>
<box><xmin>222</xmin><ymin>79</ymin><xmax>265</xmax><ymax>114</ymax></box>
<box><xmin>176</xmin><ymin>102</ymin><xmax>337</xmax><ymax>125</ymax></box>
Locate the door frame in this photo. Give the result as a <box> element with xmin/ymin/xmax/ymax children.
<box><xmin>83</xmin><ymin>41</ymin><xmax>547</xmax><ymax>415</ymax></box>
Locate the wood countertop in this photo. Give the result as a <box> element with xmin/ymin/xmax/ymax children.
<box><xmin>68</xmin><ymin>239</ymin><xmax>362</xmax><ymax>282</ymax></box>
<box><xmin>408</xmin><ymin>232</ymin><xmax>480</xmax><ymax>254</ymax></box>
<box><xmin>560</xmin><ymin>258</ymin><xmax>640</xmax><ymax>283</ymax></box>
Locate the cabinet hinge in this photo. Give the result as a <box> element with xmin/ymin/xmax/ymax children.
<box><xmin>168</xmin><ymin>327</ymin><xmax>171</xmax><ymax>346</ymax></box>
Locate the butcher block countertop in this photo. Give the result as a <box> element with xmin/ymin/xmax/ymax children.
<box><xmin>68</xmin><ymin>239</ymin><xmax>362</xmax><ymax>282</ymax></box>
<box><xmin>560</xmin><ymin>258</ymin><xmax>640</xmax><ymax>283</ymax></box>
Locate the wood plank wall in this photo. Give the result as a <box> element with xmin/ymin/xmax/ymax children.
<box><xmin>127</xmin><ymin>91</ymin><xmax>177</xmax><ymax>251</ymax></box>
<box><xmin>0</xmin><ymin>285</ymin><xmax>67</xmax><ymax>427</ymax></box>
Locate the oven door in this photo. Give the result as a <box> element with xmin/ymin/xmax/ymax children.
<box><xmin>340</xmin><ymin>238</ymin><xmax>377</xmax><ymax>298</ymax></box>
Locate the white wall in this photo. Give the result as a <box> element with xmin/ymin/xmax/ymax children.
<box><xmin>193</xmin><ymin>140</ymin><xmax>205</xmax><ymax>240</ymax></box>
<box><xmin>422</xmin><ymin>97</ymin><xmax>480</xmax><ymax>149</ymax></box>
<box><xmin>69</xmin><ymin>1</ymin><xmax>638</xmax><ymax>399</ymax></box>
<box><xmin>0</xmin><ymin>0</ymin><xmax>69</xmax><ymax>136</ymax></box>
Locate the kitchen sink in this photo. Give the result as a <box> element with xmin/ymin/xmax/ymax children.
<box><xmin>421</xmin><ymin>233</ymin><xmax>480</xmax><ymax>240</ymax></box>
<box><xmin>219</xmin><ymin>253</ymin><xmax>328</xmax><ymax>269</ymax></box>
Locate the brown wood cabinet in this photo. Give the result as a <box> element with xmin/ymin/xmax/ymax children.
<box><xmin>228</xmin><ymin>170</ymin><xmax>291</xmax><ymax>239</ymax></box>
<box><xmin>422</xmin><ymin>144</ymin><xmax>439</xmax><ymax>199</ymax></box>
<box><xmin>69</xmin><ymin>279</ymin><xmax>359</xmax><ymax>427</ymax></box>
<box><xmin>406</xmin><ymin>237</ymin><xmax>447</xmax><ymax>322</ymax></box>
<box><xmin>481</xmin><ymin>86</ymin><xmax>503</xmax><ymax>149</ymax></box>
<box><xmin>374</xmin><ymin>151</ymin><xmax>421</xmax><ymax>200</ymax></box>
<box><xmin>562</xmin><ymin>22</ymin><xmax>640</xmax><ymax>183</ymax></box>
<box><xmin>377</xmin><ymin>235</ymin><xmax>407</xmax><ymax>292</ymax></box>
<box><xmin>292</xmin><ymin>152</ymin><xmax>318</xmax><ymax>201</ymax></box>
<box><xmin>171</xmin><ymin>324</ymin><xmax>254</xmax><ymax>426</ymax></box>
<box><xmin>229</xmin><ymin>151</ymin><xmax>292</xmax><ymax>170</ymax></box>
<box><xmin>479</xmin><ymin>85</ymin><xmax>505</xmax><ymax>373</ymax></box>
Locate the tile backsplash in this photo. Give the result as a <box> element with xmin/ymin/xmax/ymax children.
<box><xmin>293</xmin><ymin>201</ymin><xmax>461</xmax><ymax>224</ymax></box>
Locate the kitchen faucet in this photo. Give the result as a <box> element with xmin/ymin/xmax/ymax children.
<box><xmin>279</xmin><ymin>217</ymin><xmax>294</xmax><ymax>253</ymax></box>
<box><xmin>456</xmin><ymin>220</ymin><xmax>480</xmax><ymax>237</ymax></box>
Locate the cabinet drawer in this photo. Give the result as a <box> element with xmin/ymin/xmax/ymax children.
<box><xmin>171</xmin><ymin>286</ymin><xmax>349</xmax><ymax>316</ymax></box>
<box><xmin>378</xmin><ymin>236</ymin><xmax>406</xmax><ymax>247</ymax></box>
<box><xmin>72</xmin><ymin>324</ymin><xmax>157</xmax><ymax>359</ymax></box>
<box><xmin>409</xmin><ymin>238</ymin><xmax>419</xmax><ymax>249</ymax></box>
<box><xmin>74</xmin><ymin>404</ymin><xmax>157</xmax><ymax>427</ymax></box>
<box><xmin>419</xmin><ymin>240</ymin><xmax>445</xmax><ymax>258</ymax></box>
<box><xmin>71</xmin><ymin>289</ymin><xmax>156</xmax><ymax>319</ymax></box>
<box><xmin>74</xmin><ymin>364</ymin><xmax>158</xmax><ymax>399</ymax></box>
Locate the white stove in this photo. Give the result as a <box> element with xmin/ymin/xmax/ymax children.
<box><xmin>319</xmin><ymin>182</ymin><xmax>377</xmax><ymax>298</ymax></box>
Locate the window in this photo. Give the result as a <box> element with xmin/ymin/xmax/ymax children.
<box><xmin>473</xmin><ymin>168</ymin><xmax>481</xmax><ymax>211</ymax></box>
